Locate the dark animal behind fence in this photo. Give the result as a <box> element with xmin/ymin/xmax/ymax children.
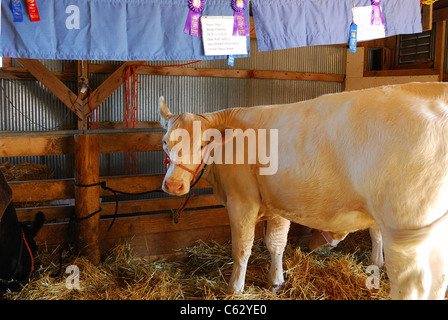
<box><xmin>0</xmin><ymin>203</ymin><xmax>45</xmax><ymax>288</ymax></box>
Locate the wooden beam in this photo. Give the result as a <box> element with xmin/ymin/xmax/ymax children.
<box><xmin>249</xmin><ymin>16</ymin><xmax>256</xmax><ymax>40</ymax></box>
<box><xmin>82</xmin><ymin>61</ymin><xmax>145</xmax><ymax>117</ymax></box>
<box><xmin>97</xmin><ymin>121</ymin><xmax>161</xmax><ymax>129</ymax></box>
<box><xmin>15</xmin><ymin>193</ymin><xmax>220</xmax><ymax>223</ymax></box>
<box><xmin>10</xmin><ymin>179</ymin><xmax>74</xmax><ymax>203</ymax></box>
<box><xmin>364</xmin><ymin>69</ymin><xmax>439</xmax><ymax>77</ymax></box>
<box><xmin>17</xmin><ymin>205</ymin><xmax>74</xmax><ymax>224</ymax></box>
<box><xmin>422</xmin><ymin>3</ymin><xmax>433</xmax><ymax>31</ymax></box>
<box><xmin>97</xmin><ymin>132</ymin><xmax>164</xmax><ymax>153</ymax></box>
<box><xmin>434</xmin><ymin>20</ymin><xmax>446</xmax><ymax>80</ymax></box>
<box><xmin>88</xmin><ymin>63</ymin><xmax>345</xmax><ymax>82</ymax></box>
<box><xmin>76</xmin><ymin>61</ymin><xmax>90</xmax><ymax>129</ymax></box>
<box><xmin>15</xmin><ymin>59</ymin><xmax>83</xmax><ymax>119</ymax></box>
<box><xmin>433</xmin><ymin>6</ymin><xmax>448</xmax><ymax>22</ymax></box>
<box><xmin>0</xmin><ymin>67</ymin><xmax>74</xmax><ymax>81</ymax></box>
<box><xmin>32</xmin><ymin>207</ymin><xmax>236</xmax><ymax>257</ymax></box>
<box><xmin>0</xmin><ymin>135</ymin><xmax>74</xmax><ymax>157</ymax></box>
<box><xmin>2</xmin><ymin>62</ymin><xmax>345</xmax><ymax>83</ymax></box>
<box><xmin>9</xmin><ymin>175</ymin><xmax>210</xmax><ymax>207</ymax></box>
<box><xmin>100</xmin><ymin>174</ymin><xmax>210</xmax><ymax>195</ymax></box>
<box><xmin>136</xmin><ymin>65</ymin><xmax>345</xmax><ymax>82</ymax></box>
<box><xmin>0</xmin><ymin>130</ymin><xmax>165</xmax><ymax>157</ymax></box>
<box><xmin>101</xmin><ymin>207</ymin><xmax>229</xmax><ymax>239</ymax></box>
<box><xmin>98</xmin><ymin>194</ymin><xmax>220</xmax><ymax>217</ymax></box>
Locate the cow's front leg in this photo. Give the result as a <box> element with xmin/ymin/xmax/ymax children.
<box><xmin>227</xmin><ymin>201</ymin><xmax>259</xmax><ymax>294</ymax></box>
<box><xmin>266</xmin><ymin>215</ymin><xmax>290</xmax><ymax>291</ymax></box>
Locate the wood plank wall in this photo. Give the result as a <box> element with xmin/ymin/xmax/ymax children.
<box><xmin>1</xmin><ymin>130</ymin><xmax>267</xmax><ymax>260</ymax></box>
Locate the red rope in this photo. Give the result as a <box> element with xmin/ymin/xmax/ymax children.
<box><xmin>164</xmin><ymin>144</ymin><xmax>210</xmax><ymax>223</ymax></box>
<box><xmin>21</xmin><ymin>230</ymin><xmax>34</xmax><ymax>278</ymax></box>
<box><xmin>124</xmin><ymin>66</ymin><xmax>142</xmax><ymax>174</ymax></box>
<box><xmin>123</xmin><ymin>60</ymin><xmax>203</xmax><ymax>175</ymax></box>
<box><xmin>173</xmin><ymin>193</ymin><xmax>195</xmax><ymax>224</ymax></box>
<box><xmin>150</xmin><ymin>60</ymin><xmax>202</xmax><ymax>68</ymax></box>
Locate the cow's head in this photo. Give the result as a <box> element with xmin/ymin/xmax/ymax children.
<box><xmin>0</xmin><ymin>203</ymin><xmax>45</xmax><ymax>285</ymax></box>
<box><xmin>159</xmin><ymin>97</ymin><xmax>214</xmax><ymax>196</ymax></box>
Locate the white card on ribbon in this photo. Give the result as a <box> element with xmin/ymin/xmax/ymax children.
<box><xmin>353</xmin><ymin>6</ymin><xmax>385</xmax><ymax>42</ymax></box>
<box><xmin>201</xmin><ymin>16</ymin><xmax>247</xmax><ymax>56</ymax></box>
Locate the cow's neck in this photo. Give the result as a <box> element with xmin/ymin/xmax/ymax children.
<box><xmin>200</xmin><ymin>106</ymin><xmax>264</xmax><ymax>204</ymax></box>
<box><xmin>203</xmin><ymin>106</ymin><xmax>262</xmax><ymax>131</ymax></box>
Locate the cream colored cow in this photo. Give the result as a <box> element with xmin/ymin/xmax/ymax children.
<box><xmin>159</xmin><ymin>82</ymin><xmax>448</xmax><ymax>299</ymax></box>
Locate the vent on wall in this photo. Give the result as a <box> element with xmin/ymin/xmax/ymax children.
<box><xmin>396</xmin><ymin>28</ymin><xmax>435</xmax><ymax>65</ymax></box>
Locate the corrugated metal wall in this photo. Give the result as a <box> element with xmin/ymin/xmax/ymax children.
<box><xmin>1</xmin><ymin>40</ymin><xmax>346</xmax><ymax>179</ymax></box>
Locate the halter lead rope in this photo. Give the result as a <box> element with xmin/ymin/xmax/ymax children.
<box><xmin>1</xmin><ymin>229</ymin><xmax>34</xmax><ymax>285</ymax></box>
<box><xmin>164</xmin><ymin>145</ymin><xmax>210</xmax><ymax>223</ymax></box>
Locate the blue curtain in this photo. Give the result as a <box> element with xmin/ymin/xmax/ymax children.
<box><xmin>252</xmin><ymin>0</ymin><xmax>422</xmax><ymax>52</ymax></box>
<box><xmin>0</xmin><ymin>0</ymin><xmax>422</xmax><ymax>60</ymax></box>
<box><xmin>0</xmin><ymin>0</ymin><xmax>250</xmax><ymax>60</ymax></box>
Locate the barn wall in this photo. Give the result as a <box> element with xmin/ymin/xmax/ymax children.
<box><xmin>345</xmin><ymin>47</ymin><xmax>440</xmax><ymax>91</ymax></box>
<box><xmin>1</xmin><ymin>40</ymin><xmax>346</xmax><ymax>178</ymax></box>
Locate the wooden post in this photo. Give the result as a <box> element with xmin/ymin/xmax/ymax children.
<box><xmin>74</xmin><ymin>134</ymin><xmax>101</xmax><ymax>264</ymax></box>
<box><xmin>76</xmin><ymin>61</ymin><xmax>89</xmax><ymax>130</ymax></box>
<box><xmin>422</xmin><ymin>3</ymin><xmax>433</xmax><ymax>32</ymax></box>
<box><xmin>434</xmin><ymin>20</ymin><xmax>446</xmax><ymax>81</ymax></box>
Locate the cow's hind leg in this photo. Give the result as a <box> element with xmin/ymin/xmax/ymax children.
<box><xmin>382</xmin><ymin>227</ymin><xmax>433</xmax><ymax>299</ymax></box>
<box><xmin>428</xmin><ymin>217</ymin><xmax>448</xmax><ymax>299</ymax></box>
<box><xmin>428</xmin><ymin>240</ymin><xmax>448</xmax><ymax>299</ymax></box>
<box><xmin>266</xmin><ymin>215</ymin><xmax>290</xmax><ymax>291</ymax></box>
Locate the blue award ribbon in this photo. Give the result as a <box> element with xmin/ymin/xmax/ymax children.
<box><xmin>349</xmin><ymin>22</ymin><xmax>358</xmax><ymax>53</ymax></box>
<box><xmin>11</xmin><ymin>0</ymin><xmax>24</xmax><ymax>22</ymax></box>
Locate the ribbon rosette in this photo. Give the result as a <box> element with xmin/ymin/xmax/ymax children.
<box><xmin>232</xmin><ymin>0</ymin><xmax>249</xmax><ymax>36</ymax></box>
<box><xmin>184</xmin><ymin>0</ymin><xmax>205</xmax><ymax>37</ymax></box>
<box><xmin>371</xmin><ymin>0</ymin><xmax>385</xmax><ymax>26</ymax></box>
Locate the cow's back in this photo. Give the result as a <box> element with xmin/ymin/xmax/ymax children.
<box><xmin>250</xmin><ymin>82</ymin><xmax>448</xmax><ymax>232</ymax></box>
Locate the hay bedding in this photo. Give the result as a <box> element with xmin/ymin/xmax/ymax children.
<box><xmin>2</xmin><ymin>230</ymin><xmax>391</xmax><ymax>300</ymax></box>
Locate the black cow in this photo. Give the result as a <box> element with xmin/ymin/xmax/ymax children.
<box><xmin>0</xmin><ymin>203</ymin><xmax>44</xmax><ymax>285</ymax></box>
<box><xmin>0</xmin><ymin>170</ymin><xmax>44</xmax><ymax>287</ymax></box>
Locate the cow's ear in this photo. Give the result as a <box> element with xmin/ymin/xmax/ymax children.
<box><xmin>31</xmin><ymin>211</ymin><xmax>45</xmax><ymax>237</ymax></box>
<box><xmin>159</xmin><ymin>96</ymin><xmax>173</xmax><ymax>129</ymax></box>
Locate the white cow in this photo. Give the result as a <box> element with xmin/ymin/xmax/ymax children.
<box><xmin>159</xmin><ymin>82</ymin><xmax>448</xmax><ymax>299</ymax></box>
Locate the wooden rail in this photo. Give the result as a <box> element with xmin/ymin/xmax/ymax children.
<box><xmin>0</xmin><ymin>129</ymin><xmax>240</xmax><ymax>261</ymax></box>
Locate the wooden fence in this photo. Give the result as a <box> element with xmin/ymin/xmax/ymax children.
<box><xmin>1</xmin><ymin>129</ymin><xmax>267</xmax><ymax>262</ymax></box>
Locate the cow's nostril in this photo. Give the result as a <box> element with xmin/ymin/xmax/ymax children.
<box><xmin>165</xmin><ymin>180</ymin><xmax>185</xmax><ymax>194</ymax></box>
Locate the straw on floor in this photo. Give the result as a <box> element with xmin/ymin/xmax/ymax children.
<box><xmin>2</xmin><ymin>230</ymin><xmax>391</xmax><ymax>300</ymax></box>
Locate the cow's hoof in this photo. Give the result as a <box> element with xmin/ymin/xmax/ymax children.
<box><xmin>227</xmin><ymin>285</ymin><xmax>243</xmax><ymax>295</ymax></box>
<box><xmin>270</xmin><ymin>282</ymin><xmax>284</xmax><ymax>292</ymax></box>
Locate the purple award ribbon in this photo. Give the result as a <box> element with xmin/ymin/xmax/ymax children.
<box><xmin>371</xmin><ymin>0</ymin><xmax>385</xmax><ymax>26</ymax></box>
<box><xmin>232</xmin><ymin>0</ymin><xmax>249</xmax><ymax>36</ymax></box>
<box><xmin>184</xmin><ymin>0</ymin><xmax>204</xmax><ymax>37</ymax></box>
<box><xmin>11</xmin><ymin>0</ymin><xmax>24</xmax><ymax>22</ymax></box>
